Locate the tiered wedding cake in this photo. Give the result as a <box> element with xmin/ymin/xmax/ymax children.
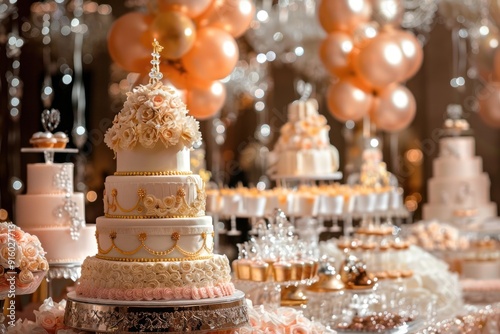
<box><xmin>75</xmin><ymin>42</ymin><xmax>234</xmax><ymax>302</ymax></box>
<box><xmin>268</xmin><ymin>98</ymin><xmax>339</xmax><ymax>177</ymax></box>
<box><xmin>16</xmin><ymin>150</ymin><xmax>96</xmax><ymax>264</ymax></box>
<box><xmin>422</xmin><ymin>108</ymin><xmax>497</xmax><ymax>225</ymax></box>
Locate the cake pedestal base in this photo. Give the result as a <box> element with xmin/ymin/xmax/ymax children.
<box><xmin>64</xmin><ymin>290</ymin><xmax>248</xmax><ymax>333</ymax></box>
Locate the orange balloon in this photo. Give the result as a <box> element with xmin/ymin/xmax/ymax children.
<box><xmin>157</xmin><ymin>0</ymin><xmax>212</xmax><ymax>18</ymax></box>
<box><xmin>182</xmin><ymin>27</ymin><xmax>239</xmax><ymax>81</ymax></box>
<box><xmin>478</xmin><ymin>82</ymin><xmax>500</xmax><ymax>128</ymax></box>
<box><xmin>163</xmin><ymin>62</ymin><xmax>211</xmax><ymax>90</ymax></box>
<box><xmin>152</xmin><ymin>11</ymin><xmax>197</xmax><ymax>60</ymax></box>
<box><xmin>326</xmin><ymin>78</ymin><xmax>373</xmax><ymax>122</ymax></box>
<box><xmin>318</xmin><ymin>0</ymin><xmax>372</xmax><ymax>33</ymax></box>
<box><xmin>392</xmin><ymin>30</ymin><xmax>423</xmax><ymax>81</ymax></box>
<box><xmin>320</xmin><ymin>32</ymin><xmax>355</xmax><ymax>78</ymax></box>
<box><xmin>371</xmin><ymin>84</ymin><xmax>416</xmax><ymax>132</ymax></box>
<box><xmin>353</xmin><ymin>32</ymin><xmax>407</xmax><ymax>89</ymax></box>
<box><xmin>108</xmin><ymin>12</ymin><xmax>155</xmax><ymax>73</ymax></box>
<box><xmin>186</xmin><ymin>81</ymin><xmax>227</xmax><ymax>120</ymax></box>
<box><xmin>196</xmin><ymin>0</ymin><xmax>255</xmax><ymax>38</ymax></box>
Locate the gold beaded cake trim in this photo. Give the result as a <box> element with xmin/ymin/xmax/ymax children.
<box><xmin>104</xmin><ymin>177</ymin><xmax>206</xmax><ymax>218</ymax></box>
<box><xmin>97</xmin><ymin>230</ymin><xmax>215</xmax><ymax>258</ymax></box>
<box><xmin>114</xmin><ymin>171</ymin><xmax>193</xmax><ymax>176</ymax></box>
<box><xmin>95</xmin><ymin>254</ymin><xmax>213</xmax><ymax>262</ymax></box>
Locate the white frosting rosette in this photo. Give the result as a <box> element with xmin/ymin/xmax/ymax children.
<box><xmin>104</xmin><ymin>81</ymin><xmax>201</xmax><ymax>154</ymax></box>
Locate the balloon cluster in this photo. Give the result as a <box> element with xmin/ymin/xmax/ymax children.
<box><xmin>107</xmin><ymin>0</ymin><xmax>255</xmax><ymax>120</ymax></box>
<box><xmin>318</xmin><ymin>0</ymin><xmax>423</xmax><ymax>132</ymax></box>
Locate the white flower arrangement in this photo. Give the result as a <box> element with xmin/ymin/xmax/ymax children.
<box><xmin>0</xmin><ymin>222</ymin><xmax>49</xmax><ymax>288</ymax></box>
<box><xmin>7</xmin><ymin>298</ymin><xmax>88</xmax><ymax>334</ymax></box>
<box><xmin>104</xmin><ymin>82</ymin><xmax>202</xmax><ymax>153</ymax></box>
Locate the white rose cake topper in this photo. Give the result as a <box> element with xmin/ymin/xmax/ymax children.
<box><xmin>104</xmin><ymin>39</ymin><xmax>201</xmax><ymax>154</ymax></box>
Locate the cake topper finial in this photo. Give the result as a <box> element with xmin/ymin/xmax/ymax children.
<box><xmin>41</xmin><ymin>108</ymin><xmax>60</xmax><ymax>132</ymax></box>
<box><xmin>443</xmin><ymin>104</ymin><xmax>470</xmax><ymax>134</ymax></box>
<box><xmin>149</xmin><ymin>39</ymin><xmax>164</xmax><ymax>85</ymax></box>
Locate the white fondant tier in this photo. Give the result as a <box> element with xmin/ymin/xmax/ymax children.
<box><xmin>23</xmin><ymin>225</ymin><xmax>96</xmax><ymax>264</ymax></box>
<box><xmin>95</xmin><ymin>216</ymin><xmax>214</xmax><ymax>260</ymax></box>
<box><xmin>427</xmin><ymin>173</ymin><xmax>492</xmax><ymax>206</ymax></box>
<box><xmin>439</xmin><ymin>136</ymin><xmax>475</xmax><ymax>158</ymax></box>
<box><xmin>461</xmin><ymin>260</ymin><xmax>500</xmax><ymax>280</ymax></box>
<box><xmin>273</xmin><ymin>147</ymin><xmax>339</xmax><ymax>176</ymax></box>
<box><xmin>422</xmin><ymin>202</ymin><xmax>497</xmax><ymax>222</ymax></box>
<box><xmin>103</xmin><ymin>175</ymin><xmax>205</xmax><ymax>218</ymax></box>
<box><xmin>27</xmin><ymin>163</ymin><xmax>73</xmax><ymax>194</ymax></box>
<box><xmin>116</xmin><ymin>143</ymin><xmax>190</xmax><ymax>172</ymax></box>
<box><xmin>75</xmin><ymin>255</ymin><xmax>234</xmax><ymax>301</ymax></box>
<box><xmin>16</xmin><ymin>193</ymin><xmax>85</xmax><ymax>228</ymax></box>
<box><xmin>433</xmin><ymin>156</ymin><xmax>482</xmax><ymax>178</ymax></box>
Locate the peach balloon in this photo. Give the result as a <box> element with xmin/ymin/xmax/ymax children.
<box><xmin>186</xmin><ymin>81</ymin><xmax>227</xmax><ymax>120</ymax></box>
<box><xmin>478</xmin><ymin>82</ymin><xmax>500</xmax><ymax>128</ymax></box>
<box><xmin>108</xmin><ymin>12</ymin><xmax>155</xmax><ymax>73</ymax></box>
<box><xmin>353</xmin><ymin>32</ymin><xmax>407</xmax><ymax>89</ymax></box>
<box><xmin>371</xmin><ymin>84</ymin><xmax>416</xmax><ymax>132</ymax></box>
<box><xmin>320</xmin><ymin>32</ymin><xmax>355</xmax><ymax>78</ymax></box>
<box><xmin>318</xmin><ymin>0</ymin><xmax>372</xmax><ymax>33</ymax></box>
<box><xmin>196</xmin><ymin>0</ymin><xmax>255</xmax><ymax>38</ymax></box>
<box><xmin>371</xmin><ymin>0</ymin><xmax>404</xmax><ymax>27</ymax></box>
<box><xmin>152</xmin><ymin>12</ymin><xmax>197</xmax><ymax>60</ymax></box>
<box><xmin>392</xmin><ymin>30</ymin><xmax>424</xmax><ymax>81</ymax></box>
<box><xmin>353</xmin><ymin>21</ymin><xmax>379</xmax><ymax>47</ymax></box>
<box><xmin>182</xmin><ymin>27</ymin><xmax>239</xmax><ymax>81</ymax></box>
<box><xmin>157</xmin><ymin>0</ymin><xmax>212</xmax><ymax>18</ymax></box>
<box><xmin>162</xmin><ymin>63</ymin><xmax>192</xmax><ymax>90</ymax></box>
<box><xmin>326</xmin><ymin>78</ymin><xmax>374</xmax><ymax>122</ymax></box>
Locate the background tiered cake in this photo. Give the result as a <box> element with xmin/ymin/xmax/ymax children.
<box><xmin>16</xmin><ymin>162</ymin><xmax>97</xmax><ymax>264</ymax></box>
<box><xmin>422</xmin><ymin>108</ymin><xmax>497</xmax><ymax>225</ymax></box>
<box><xmin>16</xmin><ymin>108</ymin><xmax>96</xmax><ymax>265</ymax></box>
<box><xmin>268</xmin><ymin>98</ymin><xmax>339</xmax><ymax>177</ymax></box>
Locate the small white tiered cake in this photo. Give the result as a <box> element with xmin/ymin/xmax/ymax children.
<box><xmin>422</xmin><ymin>110</ymin><xmax>497</xmax><ymax>225</ymax></box>
<box><xmin>269</xmin><ymin>99</ymin><xmax>339</xmax><ymax>177</ymax></box>
<box><xmin>15</xmin><ymin>162</ymin><xmax>97</xmax><ymax>264</ymax></box>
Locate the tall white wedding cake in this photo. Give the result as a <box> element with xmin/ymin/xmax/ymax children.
<box><xmin>74</xmin><ymin>41</ymin><xmax>235</xmax><ymax>302</ymax></box>
<box><xmin>422</xmin><ymin>106</ymin><xmax>497</xmax><ymax>225</ymax></box>
<box><xmin>268</xmin><ymin>98</ymin><xmax>339</xmax><ymax>177</ymax></box>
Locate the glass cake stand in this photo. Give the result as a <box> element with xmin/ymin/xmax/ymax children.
<box><xmin>64</xmin><ymin>290</ymin><xmax>249</xmax><ymax>333</ymax></box>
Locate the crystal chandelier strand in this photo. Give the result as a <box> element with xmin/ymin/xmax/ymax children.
<box><xmin>71</xmin><ymin>0</ymin><xmax>87</xmax><ymax>149</ymax></box>
<box><xmin>6</xmin><ymin>4</ymin><xmax>25</xmax><ymax>201</ymax></box>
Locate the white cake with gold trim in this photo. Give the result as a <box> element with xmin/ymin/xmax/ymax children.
<box><xmin>76</xmin><ymin>42</ymin><xmax>234</xmax><ymax>301</ymax></box>
<box><xmin>269</xmin><ymin>99</ymin><xmax>339</xmax><ymax>177</ymax></box>
<box><xmin>15</xmin><ymin>162</ymin><xmax>97</xmax><ymax>264</ymax></box>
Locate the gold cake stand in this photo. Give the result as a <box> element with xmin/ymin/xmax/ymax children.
<box><xmin>64</xmin><ymin>290</ymin><xmax>249</xmax><ymax>333</ymax></box>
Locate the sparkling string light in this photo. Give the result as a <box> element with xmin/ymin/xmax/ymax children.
<box><xmin>5</xmin><ymin>2</ymin><xmax>25</xmax><ymax>197</ymax></box>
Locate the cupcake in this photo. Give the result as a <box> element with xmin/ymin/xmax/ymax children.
<box><xmin>53</xmin><ymin>132</ymin><xmax>69</xmax><ymax>148</ymax></box>
<box><xmin>29</xmin><ymin>132</ymin><xmax>56</xmax><ymax>148</ymax></box>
